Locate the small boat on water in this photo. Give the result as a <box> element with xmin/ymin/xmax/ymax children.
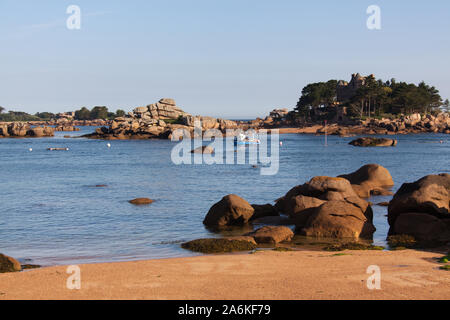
<box><xmin>234</xmin><ymin>133</ymin><xmax>260</xmax><ymax>146</ymax></box>
<box><xmin>47</xmin><ymin>147</ymin><xmax>69</xmax><ymax>151</ymax></box>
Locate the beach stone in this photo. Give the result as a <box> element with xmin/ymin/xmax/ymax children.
<box><xmin>181</xmin><ymin>238</ymin><xmax>256</xmax><ymax>253</ymax></box>
<box><xmin>129</xmin><ymin>198</ymin><xmax>154</xmax><ymax>205</ymax></box>
<box><xmin>299</xmin><ymin>200</ymin><xmax>376</xmax><ymax>239</ymax></box>
<box><xmin>349</xmin><ymin>137</ymin><xmax>397</xmax><ymax>147</ymax></box>
<box><xmin>0</xmin><ymin>254</ymin><xmax>21</xmax><ymax>273</ymax></box>
<box><xmin>203</xmin><ymin>194</ymin><xmax>255</xmax><ymax>227</ymax></box>
<box><xmin>338</xmin><ymin>164</ymin><xmax>394</xmax><ymax>198</ymax></box>
<box><xmin>245</xmin><ymin>226</ymin><xmax>294</xmax><ymax>244</ymax></box>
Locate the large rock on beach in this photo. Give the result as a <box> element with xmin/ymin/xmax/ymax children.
<box><xmin>203</xmin><ymin>194</ymin><xmax>255</xmax><ymax>227</ymax></box>
<box><xmin>338</xmin><ymin>164</ymin><xmax>394</xmax><ymax>198</ymax></box>
<box><xmin>300</xmin><ymin>200</ymin><xmax>376</xmax><ymax>239</ymax></box>
<box><xmin>0</xmin><ymin>254</ymin><xmax>21</xmax><ymax>273</ymax></box>
<box><xmin>388</xmin><ymin>173</ymin><xmax>450</xmax><ymax>243</ymax></box>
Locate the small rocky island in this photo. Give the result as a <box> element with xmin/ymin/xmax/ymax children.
<box><xmin>83</xmin><ymin>98</ymin><xmax>239</xmax><ymax>140</ymax></box>
<box><xmin>0</xmin><ymin>123</ymin><xmax>54</xmax><ymax>138</ymax></box>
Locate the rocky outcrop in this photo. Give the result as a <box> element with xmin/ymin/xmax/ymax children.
<box><xmin>0</xmin><ymin>123</ymin><xmax>54</xmax><ymax>138</ymax></box>
<box><xmin>203</xmin><ymin>194</ymin><xmax>255</xmax><ymax>228</ymax></box>
<box><xmin>388</xmin><ymin>174</ymin><xmax>450</xmax><ymax>243</ymax></box>
<box><xmin>0</xmin><ymin>254</ymin><xmax>21</xmax><ymax>273</ymax></box>
<box><xmin>275</xmin><ymin>175</ymin><xmax>375</xmax><ymax>239</ymax></box>
<box><xmin>83</xmin><ymin>98</ymin><xmax>239</xmax><ymax>140</ymax></box>
<box><xmin>338</xmin><ymin>164</ymin><xmax>394</xmax><ymax>198</ymax></box>
<box><xmin>245</xmin><ymin>226</ymin><xmax>294</xmax><ymax>244</ymax></box>
<box><xmin>349</xmin><ymin>137</ymin><xmax>397</xmax><ymax>147</ymax></box>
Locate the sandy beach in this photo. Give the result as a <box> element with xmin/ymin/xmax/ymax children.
<box><xmin>1</xmin><ymin>249</ymin><xmax>448</xmax><ymax>300</ymax></box>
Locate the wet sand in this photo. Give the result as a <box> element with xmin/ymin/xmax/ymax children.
<box><xmin>0</xmin><ymin>249</ymin><xmax>449</xmax><ymax>300</ymax></box>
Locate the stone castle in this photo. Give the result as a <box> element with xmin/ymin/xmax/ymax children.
<box><xmin>336</xmin><ymin>73</ymin><xmax>373</xmax><ymax>103</ymax></box>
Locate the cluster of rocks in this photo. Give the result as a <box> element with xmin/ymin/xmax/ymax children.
<box><xmin>365</xmin><ymin>113</ymin><xmax>450</xmax><ymax>134</ymax></box>
<box><xmin>244</xmin><ymin>111</ymin><xmax>450</xmax><ymax>136</ymax></box>
<box><xmin>0</xmin><ymin>123</ymin><xmax>54</xmax><ymax>138</ymax></box>
<box><xmin>388</xmin><ymin>173</ymin><xmax>450</xmax><ymax>244</ymax></box>
<box><xmin>186</xmin><ymin>164</ymin><xmax>396</xmax><ymax>254</ymax></box>
<box><xmin>185</xmin><ymin>164</ymin><xmax>450</xmax><ymax>254</ymax></box>
<box><xmin>84</xmin><ymin>98</ymin><xmax>239</xmax><ymax>140</ymax></box>
<box><xmin>274</xmin><ymin>175</ymin><xmax>377</xmax><ymax>239</ymax></box>
<box><xmin>312</xmin><ymin>113</ymin><xmax>450</xmax><ymax>136</ymax></box>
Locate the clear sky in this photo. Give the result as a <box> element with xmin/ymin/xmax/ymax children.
<box><xmin>0</xmin><ymin>0</ymin><xmax>449</xmax><ymax>118</ymax></box>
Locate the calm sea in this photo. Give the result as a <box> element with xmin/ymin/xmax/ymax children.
<box><xmin>0</xmin><ymin>127</ymin><xmax>448</xmax><ymax>266</ymax></box>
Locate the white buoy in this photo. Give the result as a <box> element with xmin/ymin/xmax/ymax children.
<box><xmin>279</xmin><ymin>141</ymin><xmax>283</xmax><ymax>146</ymax></box>
<box><xmin>107</xmin><ymin>143</ymin><xmax>111</xmax><ymax>148</ymax></box>
<box><xmin>29</xmin><ymin>148</ymin><xmax>33</xmax><ymax>152</ymax></box>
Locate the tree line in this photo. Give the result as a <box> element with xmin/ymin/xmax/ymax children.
<box><xmin>295</xmin><ymin>76</ymin><xmax>449</xmax><ymax>121</ymax></box>
<box><xmin>0</xmin><ymin>106</ymin><xmax>126</xmax><ymax>122</ymax></box>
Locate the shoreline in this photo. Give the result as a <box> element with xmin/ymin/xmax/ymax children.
<box><xmin>1</xmin><ymin>248</ymin><xmax>449</xmax><ymax>300</ymax></box>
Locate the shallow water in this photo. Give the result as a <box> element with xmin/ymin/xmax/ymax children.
<box><xmin>0</xmin><ymin>127</ymin><xmax>448</xmax><ymax>266</ymax></box>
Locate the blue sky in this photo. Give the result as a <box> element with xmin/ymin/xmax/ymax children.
<box><xmin>0</xmin><ymin>0</ymin><xmax>449</xmax><ymax>118</ymax></box>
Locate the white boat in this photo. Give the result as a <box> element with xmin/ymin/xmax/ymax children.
<box><xmin>234</xmin><ymin>133</ymin><xmax>260</xmax><ymax>145</ymax></box>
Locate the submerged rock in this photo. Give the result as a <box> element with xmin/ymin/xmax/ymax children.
<box><xmin>129</xmin><ymin>198</ymin><xmax>154</xmax><ymax>205</ymax></box>
<box><xmin>181</xmin><ymin>238</ymin><xmax>256</xmax><ymax>253</ymax></box>
<box><xmin>323</xmin><ymin>242</ymin><xmax>384</xmax><ymax>251</ymax></box>
<box><xmin>349</xmin><ymin>137</ymin><xmax>397</xmax><ymax>147</ymax></box>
